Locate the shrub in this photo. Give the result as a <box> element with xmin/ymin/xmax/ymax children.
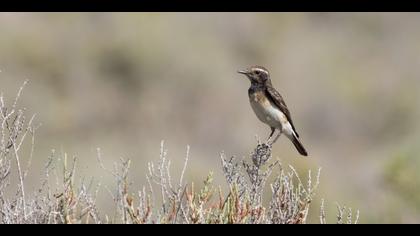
<box><xmin>0</xmin><ymin>82</ymin><xmax>359</xmax><ymax>224</ymax></box>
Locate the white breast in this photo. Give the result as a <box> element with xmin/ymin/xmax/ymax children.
<box><xmin>250</xmin><ymin>98</ymin><xmax>296</xmax><ymax>139</ymax></box>
<box><xmin>250</xmin><ymin>96</ymin><xmax>285</xmax><ymax>128</ymax></box>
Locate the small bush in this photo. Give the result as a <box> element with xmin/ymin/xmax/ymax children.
<box><xmin>0</xmin><ymin>82</ymin><xmax>359</xmax><ymax>224</ymax></box>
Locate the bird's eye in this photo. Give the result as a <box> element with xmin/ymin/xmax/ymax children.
<box><xmin>255</xmin><ymin>70</ymin><xmax>261</xmax><ymax>75</ymax></box>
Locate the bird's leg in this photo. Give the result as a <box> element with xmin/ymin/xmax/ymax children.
<box><xmin>267</xmin><ymin>127</ymin><xmax>281</xmax><ymax>146</ymax></box>
<box><xmin>267</xmin><ymin>127</ymin><xmax>276</xmax><ymax>143</ymax></box>
<box><xmin>268</xmin><ymin>131</ymin><xmax>282</xmax><ymax>146</ymax></box>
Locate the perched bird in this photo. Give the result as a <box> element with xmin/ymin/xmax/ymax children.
<box><xmin>238</xmin><ymin>66</ymin><xmax>308</xmax><ymax>156</ymax></box>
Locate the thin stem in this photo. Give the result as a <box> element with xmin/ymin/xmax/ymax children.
<box><xmin>13</xmin><ymin>142</ymin><xmax>26</xmax><ymax>220</ymax></box>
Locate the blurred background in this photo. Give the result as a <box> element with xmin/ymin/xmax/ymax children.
<box><xmin>0</xmin><ymin>12</ymin><xmax>420</xmax><ymax>223</ymax></box>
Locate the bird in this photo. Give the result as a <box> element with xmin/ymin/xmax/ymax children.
<box><xmin>238</xmin><ymin>65</ymin><xmax>308</xmax><ymax>156</ymax></box>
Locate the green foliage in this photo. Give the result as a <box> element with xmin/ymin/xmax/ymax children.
<box><xmin>385</xmin><ymin>148</ymin><xmax>420</xmax><ymax>209</ymax></box>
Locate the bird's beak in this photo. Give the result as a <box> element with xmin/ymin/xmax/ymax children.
<box><xmin>237</xmin><ymin>70</ymin><xmax>249</xmax><ymax>75</ymax></box>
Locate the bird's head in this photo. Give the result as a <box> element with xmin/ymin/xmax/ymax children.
<box><xmin>238</xmin><ymin>65</ymin><xmax>271</xmax><ymax>85</ymax></box>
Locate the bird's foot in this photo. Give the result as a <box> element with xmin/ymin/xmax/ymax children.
<box><xmin>267</xmin><ymin>132</ymin><xmax>281</xmax><ymax>146</ymax></box>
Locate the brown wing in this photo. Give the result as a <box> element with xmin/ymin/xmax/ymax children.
<box><xmin>265</xmin><ymin>86</ymin><xmax>300</xmax><ymax>138</ymax></box>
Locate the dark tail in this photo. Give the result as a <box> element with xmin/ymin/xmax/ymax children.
<box><xmin>291</xmin><ymin>135</ymin><xmax>308</xmax><ymax>156</ymax></box>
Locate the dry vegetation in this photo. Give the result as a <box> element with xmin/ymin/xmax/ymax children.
<box><xmin>0</xmin><ymin>82</ymin><xmax>359</xmax><ymax>224</ymax></box>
